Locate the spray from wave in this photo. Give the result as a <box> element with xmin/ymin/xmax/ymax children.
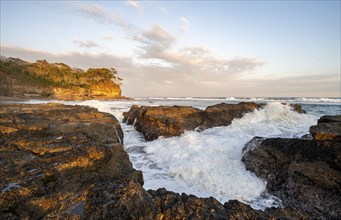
<box><xmin>140</xmin><ymin>102</ymin><xmax>317</xmax><ymax>209</ymax></box>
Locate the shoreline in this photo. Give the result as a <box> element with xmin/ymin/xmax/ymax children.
<box><xmin>0</xmin><ymin>102</ymin><xmax>312</xmax><ymax>219</ymax></box>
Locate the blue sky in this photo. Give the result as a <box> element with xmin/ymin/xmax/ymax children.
<box><xmin>1</xmin><ymin>0</ymin><xmax>340</xmax><ymax>97</ymax></box>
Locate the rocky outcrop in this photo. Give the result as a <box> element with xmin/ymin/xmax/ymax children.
<box><xmin>122</xmin><ymin>104</ymin><xmax>141</xmax><ymax>125</ymax></box>
<box><xmin>146</xmin><ymin>188</ymin><xmax>308</xmax><ymax>219</ymax></box>
<box><xmin>309</xmin><ymin>115</ymin><xmax>341</xmax><ymax>141</ymax></box>
<box><xmin>124</xmin><ymin>102</ymin><xmax>306</xmax><ymax>141</ymax></box>
<box><xmin>242</xmin><ymin>115</ymin><xmax>341</xmax><ymax>219</ymax></box>
<box><xmin>133</xmin><ymin>105</ymin><xmax>206</xmax><ymax>141</ymax></box>
<box><xmin>0</xmin><ymin>57</ymin><xmax>124</xmax><ymax>100</ymax></box>
<box><xmin>0</xmin><ymin>103</ymin><xmax>140</xmax><ymax>218</ymax></box>
<box><xmin>201</xmin><ymin>102</ymin><xmax>264</xmax><ymax>129</ymax></box>
<box><xmin>0</xmin><ymin>103</ymin><xmax>309</xmax><ymax>219</ymax></box>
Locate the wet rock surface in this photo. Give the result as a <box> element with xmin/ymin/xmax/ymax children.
<box><xmin>0</xmin><ymin>103</ymin><xmax>140</xmax><ymax>219</ymax></box>
<box><xmin>242</xmin><ymin>115</ymin><xmax>341</xmax><ymax>219</ymax></box>
<box><xmin>134</xmin><ymin>105</ymin><xmax>206</xmax><ymax>141</ymax></box>
<box><xmin>201</xmin><ymin>102</ymin><xmax>264</xmax><ymax>129</ymax></box>
<box><xmin>124</xmin><ymin>102</ymin><xmax>306</xmax><ymax>141</ymax></box>
<box><xmin>0</xmin><ymin>103</ymin><xmax>309</xmax><ymax>219</ymax></box>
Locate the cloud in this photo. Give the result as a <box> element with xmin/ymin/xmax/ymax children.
<box><xmin>76</xmin><ymin>3</ymin><xmax>137</xmax><ymax>34</ymax></box>
<box><xmin>0</xmin><ymin>44</ymin><xmax>132</xmax><ymax>70</ymax></box>
<box><xmin>133</xmin><ymin>25</ymin><xmax>264</xmax><ymax>77</ymax></box>
<box><xmin>137</xmin><ymin>25</ymin><xmax>176</xmax><ymax>47</ymax></box>
<box><xmin>102</xmin><ymin>34</ymin><xmax>115</xmax><ymax>41</ymax></box>
<box><xmin>74</xmin><ymin>2</ymin><xmax>261</xmax><ymax>80</ymax></box>
<box><xmin>127</xmin><ymin>0</ymin><xmax>141</xmax><ymax>12</ymax></box>
<box><xmin>239</xmin><ymin>74</ymin><xmax>341</xmax><ymax>97</ymax></box>
<box><xmin>73</xmin><ymin>39</ymin><xmax>99</xmax><ymax>48</ymax></box>
<box><xmin>180</xmin><ymin>17</ymin><xmax>190</xmax><ymax>33</ymax></box>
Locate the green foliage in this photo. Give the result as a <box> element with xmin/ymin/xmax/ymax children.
<box><xmin>0</xmin><ymin>58</ymin><xmax>122</xmax><ymax>90</ymax></box>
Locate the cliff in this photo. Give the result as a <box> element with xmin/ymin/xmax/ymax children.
<box><xmin>0</xmin><ymin>57</ymin><xmax>123</xmax><ymax>100</ymax></box>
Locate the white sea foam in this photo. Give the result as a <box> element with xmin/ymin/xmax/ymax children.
<box><xmin>139</xmin><ymin>102</ymin><xmax>317</xmax><ymax>209</ymax></box>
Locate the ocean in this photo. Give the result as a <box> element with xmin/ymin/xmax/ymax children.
<box><xmin>12</xmin><ymin>97</ymin><xmax>341</xmax><ymax>209</ymax></box>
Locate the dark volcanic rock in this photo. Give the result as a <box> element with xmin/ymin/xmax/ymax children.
<box><xmin>134</xmin><ymin>105</ymin><xmax>206</xmax><ymax>141</ymax></box>
<box><xmin>201</xmin><ymin>102</ymin><xmax>264</xmax><ymax>129</ymax></box>
<box><xmin>317</xmin><ymin>115</ymin><xmax>341</xmax><ymax>123</ymax></box>
<box><xmin>310</xmin><ymin>115</ymin><xmax>341</xmax><ymax>141</ymax></box>
<box><xmin>124</xmin><ymin>102</ymin><xmax>306</xmax><ymax>141</ymax></box>
<box><xmin>147</xmin><ymin>188</ymin><xmax>308</xmax><ymax>219</ymax></box>
<box><xmin>290</xmin><ymin>104</ymin><xmax>306</xmax><ymax>114</ymax></box>
<box><xmin>242</xmin><ymin>115</ymin><xmax>341</xmax><ymax>219</ymax></box>
<box><xmin>122</xmin><ymin>104</ymin><xmax>140</xmax><ymax>125</ymax></box>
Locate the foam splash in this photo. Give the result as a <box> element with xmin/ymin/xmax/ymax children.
<box><xmin>141</xmin><ymin>102</ymin><xmax>317</xmax><ymax>209</ymax></box>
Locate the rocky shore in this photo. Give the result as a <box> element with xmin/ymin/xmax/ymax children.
<box><xmin>123</xmin><ymin>102</ymin><xmax>306</xmax><ymax>141</ymax></box>
<box><xmin>0</xmin><ymin>103</ymin><xmax>314</xmax><ymax>219</ymax></box>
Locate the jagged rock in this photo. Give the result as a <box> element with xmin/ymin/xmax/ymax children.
<box><xmin>241</xmin><ymin>115</ymin><xmax>341</xmax><ymax>219</ymax></box>
<box><xmin>290</xmin><ymin>104</ymin><xmax>306</xmax><ymax>114</ymax></box>
<box><xmin>0</xmin><ymin>103</ymin><xmax>141</xmax><ymax>219</ymax></box>
<box><xmin>317</xmin><ymin>115</ymin><xmax>341</xmax><ymax>123</ymax></box>
<box><xmin>310</xmin><ymin>115</ymin><xmax>341</xmax><ymax>141</ymax></box>
<box><xmin>123</xmin><ymin>102</ymin><xmax>306</xmax><ymax>141</ymax></box>
<box><xmin>122</xmin><ymin>104</ymin><xmax>140</xmax><ymax>125</ymax></box>
<box><xmin>145</xmin><ymin>189</ymin><xmax>308</xmax><ymax>219</ymax></box>
<box><xmin>0</xmin><ymin>103</ymin><xmax>310</xmax><ymax>219</ymax></box>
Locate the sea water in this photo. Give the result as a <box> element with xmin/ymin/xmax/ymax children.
<box><xmin>20</xmin><ymin>97</ymin><xmax>340</xmax><ymax>209</ymax></box>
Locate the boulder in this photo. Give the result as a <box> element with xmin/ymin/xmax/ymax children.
<box><xmin>310</xmin><ymin>115</ymin><xmax>341</xmax><ymax>141</ymax></box>
<box><xmin>201</xmin><ymin>102</ymin><xmax>264</xmax><ymax>129</ymax></box>
<box><xmin>290</xmin><ymin>104</ymin><xmax>306</xmax><ymax>114</ymax></box>
<box><xmin>134</xmin><ymin>105</ymin><xmax>206</xmax><ymax>141</ymax></box>
<box><xmin>242</xmin><ymin>115</ymin><xmax>341</xmax><ymax>219</ymax></box>
<box><xmin>122</xmin><ymin>104</ymin><xmax>140</xmax><ymax>125</ymax></box>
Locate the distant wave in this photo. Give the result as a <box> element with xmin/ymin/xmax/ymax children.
<box><xmin>136</xmin><ymin>97</ymin><xmax>340</xmax><ymax>104</ymax></box>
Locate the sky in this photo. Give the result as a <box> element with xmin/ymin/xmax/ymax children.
<box><xmin>1</xmin><ymin>0</ymin><xmax>340</xmax><ymax>97</ymax></box>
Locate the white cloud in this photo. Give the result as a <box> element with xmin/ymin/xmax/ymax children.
<box><xmin>102</xmin><ymin>34</ymin><xmax>115</xmax><ymax>41</ymax></box>
<box><xmin>133</xmin><ymin>25</ymin><xmax>264</xmax><ymax>77</ymax></box>
<box><xmin>127</xmin><ymin>0</ymin><xmax>141</xmax><ymax>12</ymax></box>
<box><xmin>180</xmin><ymin>17</ymin><xmax>190</xmax><ymax>33</ymax></box>
<box><xmin>73</xmin><ymin>39</ymin><xmax>99</xmax><ymax>48</ymax></box>
<box><xmin>76</xmin><ymin>3</ymin><xmax>136</xmax><ymax>34</ymax></box>
<box><xmin>140</xmin><ymin>25</ymin><xmax>176</xmax><ymax>46</ymax></box>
